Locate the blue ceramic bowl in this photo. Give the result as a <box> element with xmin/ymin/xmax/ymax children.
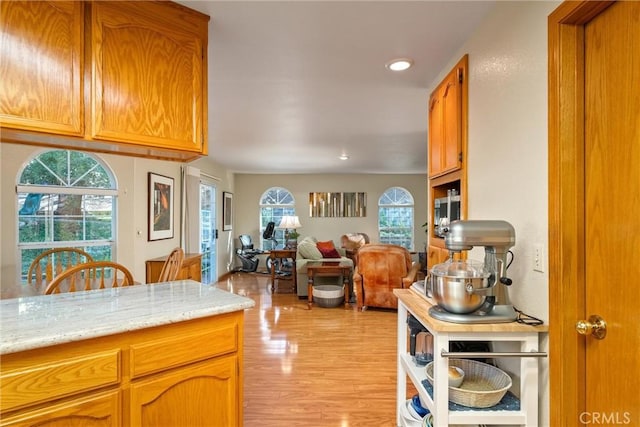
<box><xmin>411</xmin><ymin>394</ymin><xmax>429</xmax><ymax>418</ymax></box>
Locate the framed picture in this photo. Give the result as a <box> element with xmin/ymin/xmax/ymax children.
<box><xmin>148</xmin><ymin>172</ymin><xmax>174</xmax><ymax>241</ymax></box>
<box><xmin>223</xmin><ymin>191</ymin><xmax>233</xmax><ymax>231</ymax></box>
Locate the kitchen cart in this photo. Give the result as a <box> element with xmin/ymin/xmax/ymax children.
<box><xmin>394</xmin><ymin>289</ymin><xmax>548</xmax><ymax>427</ymax></box>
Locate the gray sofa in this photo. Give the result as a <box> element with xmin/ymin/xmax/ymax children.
<box><xmin>295</xmin><ymin>236</ymin><xmax>354</xmax><ymax>297</ymax></box>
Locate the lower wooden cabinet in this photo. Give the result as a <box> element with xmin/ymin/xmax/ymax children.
<box><xmin>0</xmin><ymin>312</ymin><xmax>243</xmax><ymax>427</ymax></box>
<box><xmin>427</xmin><ymin>244</ymin><xmax>464</xmax><ymax>270</ymax></box>
<box><xmin>427</xmin><ymin>245</ymin><xmax>447</xmax><ymax>270</ymax></box>
<box><xmin>130</xmin><ymin>356</ymin><xmax>238</xmax><ymax>427</ymax></box>
<box><xmin>145</xmin><ymin>253</ymin><xmax>202</xmax><ymax>283</ymax></box>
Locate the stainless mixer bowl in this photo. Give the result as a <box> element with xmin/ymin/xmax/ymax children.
<box><xmin>429</xmin><ymin>259</ymin><xmax>490</xmax><ymax>314</ymax></box>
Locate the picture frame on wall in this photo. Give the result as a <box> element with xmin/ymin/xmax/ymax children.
<box><xmin>223</xmin><ymin>191</ymin><xmax>233</xmax><ymax>231</ymax></box>
<box><xmin>148</xmin><ymin>172</ymin><xmax>174</xmax><ymax>241</ymax></box>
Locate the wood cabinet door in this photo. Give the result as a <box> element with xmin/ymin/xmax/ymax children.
<box><xmin>1</xmin><ymin>390</ymin><xmax>120</xmax><ymax>427</ymax></box>
<box><xmin>0</xmin><ymin>1</ymin><xmax>83</xmax><ymax>136</ymax></box>
<box><xmin>90</xmin><ymin>2</ymin><xmax>205</xmax><ymax>152</ymax></box>
<box><xmin>129</xmin><ymin>356</ymin><xmax>238</xmax><ymax>427</ymax></box>
<box><xmin>441</xmin><ymin>70</ymin><xmax>462</xmax><ymax>174</ymax></box>
<box><xmin>426</xmin><ymin>245</ymin><xmax>441</xmax><ymax>270</ymax></box>
<box><xmin>427</xmin><ymin>91</ymin><xmax>444</xmax><ymax>177</ymax></box>
<box><xmin>427</xmin><ymin>56</ymin><xmax>466</xmax><ymax>178</ymax></box>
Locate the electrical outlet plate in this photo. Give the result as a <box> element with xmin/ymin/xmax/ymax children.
<box><xmin>533</xmin><ymin>244</ymin><xmax>544</xmax><ymax>273</ymax></box>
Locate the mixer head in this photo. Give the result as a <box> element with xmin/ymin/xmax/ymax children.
<box><xmin>444</xmin><ymin>220</ymin><xmax>515</xmax><ymax>252</ymax></box>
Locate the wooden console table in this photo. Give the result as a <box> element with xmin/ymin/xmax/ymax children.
<box><xmin>269</xmin><ymin>249</ymin><xmax>296</xmax><ymax>292</ymax></box>
<box><xmin>146</xmin><ymin>253</ymin><xmax>202</xmax><ymax>284</ymax></box>
<box><xmin>306</xmin><ymin>260</ymin><xmax>352</xmax><ymax>310</ymax></box>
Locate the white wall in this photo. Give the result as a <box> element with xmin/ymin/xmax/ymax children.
<box><xmin>429</xmin><ymin>1</ymin><xmax>560</xmax><ymax>424</ymax></box>
<box><xmin>234</xmin><ymin>173</ymin><xmax>427</xmax><ymax>252</ymax></box>
<box><xmin>0</xmin><ymin>143</ymin><xmax>234</xmax><ymax>285</ymax></box>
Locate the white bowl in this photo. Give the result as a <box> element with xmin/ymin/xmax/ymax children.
<box><xmin>401</xmin><ymin>399</ymin><xmax>423</xmax><ymax>426</ymax></box>
<box><xmin>448</xmin><ymin>366</ymin><xmax>465</xmax><ymax>388</ymax></box>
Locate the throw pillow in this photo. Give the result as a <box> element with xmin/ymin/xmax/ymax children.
<box><xmin>298</xmin><ymin>239</ymin><xmax>323</xmax><ymax>260</ymax></box>
<box><xmin>316</xmin><ymin>240</ymin><xmax>340</xmax><ymax>259</ymax></box>
<box><xmin>318</xmin><ymin>247</ymin><xmax>341</xmax><ymax>258</ymax></box>
<box><xmin>316</xmin><ymin>240</ymin><xmax>336</xmax><ymax>251</ymax></box>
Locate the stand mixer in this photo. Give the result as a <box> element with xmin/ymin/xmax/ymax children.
<box><xmin>428</xmin><ymin>220</ymin><xmax>518</xmax><ymax>323</ymax></box>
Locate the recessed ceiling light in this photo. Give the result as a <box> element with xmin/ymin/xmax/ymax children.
<box><xmin>385</xmin><ymin>58</ymin><xmax>413</xmax><ymax>71</ymax></box>
<box><xmin>339</xmin><ymin>154</ymin><xmax>349</xmax><ymax>160</ymax></box>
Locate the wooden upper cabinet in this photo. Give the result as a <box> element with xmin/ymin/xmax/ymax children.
<box><xmin>0</xmin><ymin>1</ymin><xmax>84</xmax><ymax>136</ymax></box>
<box><xmin>90</xmin><ymin>1</ymin><xmax>207</xmax><ymax>153</ymax></box>
<box><xmin>0</xmin><ymin>1</ymin><xmax>209</xmax><ymax>161</ymax></box>
<box><xmin>428</xmin><ymin>55</ymin><xmax>467</xmax><ymax>178</ymax></box>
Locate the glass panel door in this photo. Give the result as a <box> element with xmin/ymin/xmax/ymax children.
<box><xmin>200</xmin><ymin>183</ymin><xmax>216</xmax><ymax>284</ymax></box>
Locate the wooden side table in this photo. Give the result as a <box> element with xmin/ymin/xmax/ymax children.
<box><xmin>306</xmin><ymin>260</ymin><xmax>352</xmax><ymax>310</ymax></box>
<box><xmin>269</xmin><ymin>249</ymin><xmax>297</xmax><ymax>292</ymax></box>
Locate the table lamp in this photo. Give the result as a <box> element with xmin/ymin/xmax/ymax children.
<box><xmin>278</xmin><ymin>215</ymin><xmax>302</xmax><ymax>248</ymax></box>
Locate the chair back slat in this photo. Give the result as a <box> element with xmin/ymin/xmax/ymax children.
<box><xmin>45</xmin><ymin>261</ymin><xmax>136</xmax><ymax>295</ymax></box>
<box><xmin>27</xmin><ymin>248</ymin><xmax>94</xmax><ymax>290</ymax></box>
<box><xmin>156</xmin><ymin>248</ymin><xmax>185</xmax><ymax>283</ymax></box>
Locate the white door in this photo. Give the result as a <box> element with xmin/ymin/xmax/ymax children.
<box><xmin>200</xmin><ymin>182</ymin><xmax>217</xmax><ymax>284</ymax></box>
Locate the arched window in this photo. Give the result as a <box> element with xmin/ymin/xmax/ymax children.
<box><xmin>259</xmin><ymin>187</ymin><xmax>295</xmax><ymax>250</ymax></box>
<box><xmin>378</xmin><ymin>187</ymin><xmax>414</xmax><ymax>250</ymax></box>
<box><xmin>17</xmin><ymin>149</ymin><xmax>117</xmax><ymax>282</ymax></box>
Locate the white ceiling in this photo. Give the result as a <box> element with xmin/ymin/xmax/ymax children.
<box><xmin>178</xmin><ymin>1</ymin><xmax>495</xmax><ymax>174</ymax></box>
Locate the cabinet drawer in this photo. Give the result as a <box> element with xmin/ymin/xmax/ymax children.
<box><xmin>130</xmin><ymin>321</ymin><xmax>237</xmax><ymax>378</ymax></box>
<box><xmin>0</xmin><ymin>350</ymin><xmax>120</xmax><ymax>412</ymax></box>
<box><xmin>0</xmin><ymin>389</ymin><xmax>121</xmax><ymax>427</ymax></box>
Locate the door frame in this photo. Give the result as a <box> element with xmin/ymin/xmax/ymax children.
<box><xmin>548</xmin><ymin>1</ymin><xmax>613</xmax><ymax>424</ymax></box>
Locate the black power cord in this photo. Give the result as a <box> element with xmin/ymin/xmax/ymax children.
<box><xmin>513</xmin><ymin>306</ymin><xmax>544</xmax><ymax>326</ymax></box>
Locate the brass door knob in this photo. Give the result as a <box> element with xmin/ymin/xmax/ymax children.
<box><xmin>576</xmin><ymin>315</ymin><xmax>607</xmax><ymax>340</ymax></box>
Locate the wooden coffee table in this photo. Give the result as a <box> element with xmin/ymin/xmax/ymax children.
<box><xmin>306</xmin><ymin>260</ymin><xmax>352</xmax><ymax>309</ymax></box>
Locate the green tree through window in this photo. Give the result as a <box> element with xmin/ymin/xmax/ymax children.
<box><xmin>17</xmin><ymin>149</ymin><xmax>117</xmax><ymax>282</ymax></box>
<box><xmin>378</xmin><ymin>187</ymin><xmax>414</xmax><ymax>250</ymax></box>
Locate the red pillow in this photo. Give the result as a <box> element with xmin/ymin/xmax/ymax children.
<box><xmin>316</xmin><ymin>240</ymin><xmax>340</xmax><ymax>258</ymax></box>
<box><xmin>316</xmin><ymin>240</ymin><xmax>335</xmax><ymax>251</ymax></box>
<box><xmin>318</xmin><ymin>247</ymin><xmax>341</xmax><ymax>258</ymax></box>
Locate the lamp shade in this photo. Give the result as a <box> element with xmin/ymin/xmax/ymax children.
<box><xmin>278</xmin><ymin>215</ymin><xmax>301</xmax><ymax>229</ymax></box>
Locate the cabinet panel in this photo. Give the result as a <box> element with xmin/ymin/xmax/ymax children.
<box><xmin>428</xmin><ymin>55</ymin><xmax>466</xmax><ymax>178</ymax></box>
<box><xmin>130</xmin><ymin>318</ymin><xmax>237</xmax><ymax>378</ymax></box>
<box><xmin>90</xmin><ymin>2</ymin><xmax>205</xmax><ymax>152</ymax></box>
<box><xmin>0</xmin><ymin>390</ymin><xmax>120</xmax><ymax>427</ymax></box>
<box><xmin>0</xmin><ymin>1</ymin><xmax>83</xmax><ymax>135</ymax></box>
<box><xmin>129</xmin><ymin>356</ymin><xmax>238</xmax><ymax>427</ymax></box>
<box><xmin>428</xmin><ymin>94</ymin><xmax>443</xmax><ymax>177</ymax></box>
<box><xmin>426</xmin><ymin>245</ymin><xmax>442</xmax><ymax>270</ymax></box>
<box><xmin>441</xmin><ymin>72</ymin><xmax>461</xmax><ymax>173</ymax></box>
<box><xmin>0</xmin><ymin>350</ymin><xmax>120</xmax><ymax>413</ymax></box>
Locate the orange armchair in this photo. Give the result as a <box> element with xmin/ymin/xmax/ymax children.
<box><xmin>353</xmin><ymin>244</ymin><xmax>419</xmax><ymax>311</ymax></box>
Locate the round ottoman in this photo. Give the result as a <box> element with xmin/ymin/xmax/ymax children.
<box><xmin>312</xmin><ymin>285</ymin><xmax>344</xmax><ymax>308</ymax></box>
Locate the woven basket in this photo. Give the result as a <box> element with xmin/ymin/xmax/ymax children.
<box><xmin>425</xmin><ymin>359</ymin><xmax>512</xmax><ymax>408</ymax></box>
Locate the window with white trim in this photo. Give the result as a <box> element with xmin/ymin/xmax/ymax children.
<box><xmin>259</xmin><ymin>187</ymin><xmax>295</xmax><ymax>250</ymax></box>
<box><xmin>17</xmin><ymin>149</ymin><xmax>117</xmax><ymax>282</ymax></box>
<box><xmin>378</xmin><ymin>187</ymin><xmax>414</xmax><ymax>250</ymax></box>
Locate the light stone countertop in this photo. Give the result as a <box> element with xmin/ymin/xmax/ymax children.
<box><xmin>0</xmin><ymin>280</ymin><xmax>255</xmax><ymax>355</ymax></box>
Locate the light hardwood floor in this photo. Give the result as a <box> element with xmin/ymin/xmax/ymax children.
<box><xmin>216</xmin><ymin>272</ymin><xmax>414</xmax><ymax>426</ymax></box>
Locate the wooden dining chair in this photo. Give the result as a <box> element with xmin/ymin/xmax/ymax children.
<box><xmin>157</xmin><ymin>247</ymin><xmax>185</xmax><ymax>282</ymax></box>
<box><xmin>27</xmin><ymin>248</ymin><xmax>94</xmax><ymax>290</ymax></box>
<box><xmin>45</xmin><ymin>261</ymin><xmax>135</xmax><ymax>294</ymax></box>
